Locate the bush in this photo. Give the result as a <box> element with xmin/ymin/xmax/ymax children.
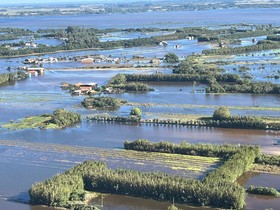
<box><xmin>51</xmin><ymin>109</ymin><xmax>81</xmax><ymax>128</ymax></box>
<box><xmin>130</xmin><ymin>108</ymin><xmax>142</xmax><ymax>117</ymax></box>
<box><xmin>82</xmin><ymin>96</ymin><xmax>126</xmax><ymax>110</ymax></box>
<box><xmin>107</xmin><ymin>74</ymin><xmax>127</xmax><ymax>85</ymax></box>
<box><xmin>247</xmin><ymin>185</ymin><xmax>280</xmax><ymax>197</ymax></box>
<box><xmin>164</xmin><ymin>52</ymin><xmax>179</xmax><ymax>63</ymax></box>
<box><xmin>213</xmin><ymin>107</ymin><xmax>231</xmax><ymax>120</ymax></box>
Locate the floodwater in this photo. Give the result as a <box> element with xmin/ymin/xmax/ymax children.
<box><xmin>1</xmin><ymin>7</ymin><xmax>280</xmax><ymax>210</ymax></box>
<box><xmin>1</xmin><ymin>8</ymin><xmax>280</xmax><ymax>30</ymax></box>
<box><xmin>0</xmin><ymin>38</ymin><xmax>212</xmax><ymax>72</ymax></box>
<box><xmin>237</xmin><ymin>172</ymin><xmax>280</xmax><ymax>210</ymax></box>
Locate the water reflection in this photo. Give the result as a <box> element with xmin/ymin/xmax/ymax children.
<box><xmin>91</xmin><ymin>194</ymin><xmax>213</xmax><ymax>210</ymax></box>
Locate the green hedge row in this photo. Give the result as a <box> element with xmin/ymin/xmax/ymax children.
<box><xmin>29</xmin><ymin>140</ymin><xmax>261</xmax><ymax>210</ymax></box>
<box><xmin>124</xmin><ymin>139</ymin><xmax>260</xmax><ymax>160</ymax></box>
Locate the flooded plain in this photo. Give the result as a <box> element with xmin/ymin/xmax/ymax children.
<box><xmin>1</xmin><ymin>7</ymin><xmax>280</xmax><ymax>210</ymax></box>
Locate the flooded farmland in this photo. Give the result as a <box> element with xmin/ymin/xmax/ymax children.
<box><xmin>1</xmin><ymin>6</ymin><xmax>280</xmax><ymax>210</ymax></box>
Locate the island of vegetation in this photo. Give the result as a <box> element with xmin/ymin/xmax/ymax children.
<box><xmin>82</xmin><ymin>96</ymin><xmax>127</xmax><ymax>110</ymax></box>
<box><xmin>1</xmin><ymin>108</ymin><xmax>81</xmax><ymax>130</ymax></box>
<box><xmin>29</xmin><ymin>139</ymin><xmax>280</xmax><ymax>209</ymax></box>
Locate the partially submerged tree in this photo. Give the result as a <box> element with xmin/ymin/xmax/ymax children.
<box><xmin>130</xmin><ymin>107</ymin><xmax>142</xmax><ymax>117</ymax></box>
<box><xmin>164</xmin><ymin>52</ymin><xmax>179</xmax><ymax>63</ymax></box>
<box><xmin>213</xmin><ymin>106</ymin><xmax>231</xmax><ymax>120</ymax></box>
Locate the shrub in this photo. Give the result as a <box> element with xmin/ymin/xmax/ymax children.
<box><xmin>130</xmin><ymin>108</ymin><xmax>142</xmax><ymax>117</ymax></box>
<box><xmin>213</xmin><ymin>107</ymin><xmax>231</xmax><ymax>120</ymax></box>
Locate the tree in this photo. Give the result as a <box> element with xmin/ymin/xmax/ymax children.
<box><xmin>164</xmin><ymin>52</ymin><xmax>179</xmax><ymax>63</ymax></box>
<box><xmin>130</xmin><ymin>108</ymin><xmax>142</xmax><ymax>117</ymax></box>
<box><xmin>108</xmin><ymin>74</ymin><xmax>127</xmax><ymax>85</ymax></box>
<box><xmin>213</xmin><ymin>107</ymin><xmax>231</xmax><ymax>120</ymax></box>
<box><xmin>51</xmin><ymin>108</ymin><xmax>81</xmax><ymax>127</ymax></box>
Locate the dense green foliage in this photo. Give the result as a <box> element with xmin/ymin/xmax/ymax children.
<box><xmin>0</xmin><ymin>28</ymin><xmax>34</xmax><ymax>41</ymax></box>
<box><xmin>29</xmin><ymin>161</ymin><xmax>103</xmax><ymax>209</ymax></box>
<box><xmin>130</xmin><ymin>107</ymin><xmax>142</xmax><ymax>117</ymax></box>
<box><xmin>124</xmin><ymin>73</ymin><xmax>209</xmax><ymax>83</ymax></box>
<box><xmin>30</xmin><ymin>139</ymin><xmax>262</xmax><ymax>210</ymax></box>
<box><xmin>107</xmin><ymin>74</ymin><xmax>127</xmax><ymax>85</ymax></box>
<box><xmin>50</xmin><ymin>109</ymin><xmax>81</xmax><ymax>127</ymax></box>
<box><xmin>255</xmin><ymin>154</ymin><xmax>280</xmax><ymax>166</ymax></box>
<box><xmin>107</xmin><ymin>74</ymin><xmax>154</xmax><ymax>92</ymax></box>
<box><xmin>213</xmin><ymin>107</ymin><xmax>231</xmax><ymax>120</ymax></box>
<box><xmin>82</xmin><ymin>96</ymin><xmax>126</xmax><ymax>110</ymax></box>
<box><xmin>204</xmin><ymin>116</ymin><xmax>267</xmax><ymax>129</ymax></box>
<box><xmin>164</xmin><ymin>52</ymin><xmax>179</xmax><ymax>63</ymax></box>
<box><xmin>246</xmin><ymin>185</ymin><xmax>280</xmax><ymax>197</ymax></box>
<box><xmin>172</xmin><ymin>56</ymin><xmax>223</xmax><ymax>75</ymax></box>
<box><xmin>124</xmin><ymin>139</ymin><xmax>259</xmax><ymax>159</ymax></box>
<box><xmin>124</xmin><ymin>140</ymin><xmax>261</xmax><ymax>208</ymax></box>
<box><xmin>204</xmin><ymin>148</ymin><xmax>259</xmax><ymax>183</ymax></box>
<box><xmin>0</xmin><ymin>26</ymin><xmax>159</xmax><ymax>57</ymax></box>
<box><xmin>202</xmin><ymin>40</ymin><xmax>280</xmax><ymax>55</ymax></box>
<box><xmin>0</xmin><ymin>24</ymin><xmax>278</xmax><ymax>57</ymax></box>
<box><xmin>266</xmin><ymin>35</ymin><xmax>280</xmax><ymax>41</ymax></box>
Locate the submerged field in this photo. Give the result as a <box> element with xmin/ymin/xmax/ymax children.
<box><xmin>0</xmin><ymin>139</ymin><xmax>220</xmax><ymax>180</ymax></box>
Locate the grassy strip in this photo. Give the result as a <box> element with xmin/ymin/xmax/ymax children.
<box><xmin>1</xmin><ymin>109</ymin><xmax>81</xmax><ymax>130</ymax></box>
<box><xmin>1</xmin><ymin>115</ymin><xmax>57</xmax><ymax>130</ymax></box>
<box><xmin>251</xmin><ymin>164</ymin><xmax>280</xmax><ymax>175</ymax></box>
<box><xmin>88</xmin><ymin>113</ymin><xmax>280</xmax><ymax>130</ymax></box>
<box><xmin>128</xmin><ymin>103</ymin><xmax>280</xmax><ymax>112</ymax></box>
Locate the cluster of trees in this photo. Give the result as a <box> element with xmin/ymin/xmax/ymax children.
<box><xmin>173</xmin><ymin>56</ymin><xmax>223</xmax><ymax>75</ymax></box>
<box><xmin>171</xmin><ymin>56</ymin><xmax>280</xmax><ymax>94</ymax></box>
<box><xmin>124</xmin><ymin>139</ymin><xmax>259</xmax><ymax>159</ymax></box>
<box><xmin>123</xmin><ymin>140</ymin><xmax>261</xmax><ymax>208</ymax></box>
<box><xmin>50</xmin><ymin>109</ymin><xmax>81</xmax><ymax>128</ymax></box>
<box><xmin>29</xmin><ymin>161</ymin><xmax>104</xmax><ymax>209</ymax></box>
<box><xmin>124</xmin><ymin>73</ymin><xmax>209</xmax><ymax>83</ymax></box>
<box><xmin>164</xmin><ymin>53</ymin><xmax>179</xmax><ymax>63</ymax></box>
<box><xmin>29</xmin><ymin>138</ymin><xmax>264</xmax><ymax>210</ymax></box>
<box><xmin>82</xmin><ymin>96</ymin><xmax>126</xmax><ymax>110</ymax></box>
<box><xmin>246</xmin><ymin>186</ymin><xmax>280</xmax><ymax>197</ymax></box>
<box><xmin>1</xmin><ymin>24</ymin><xmax>278</xmax><ymax>57</ymax></box>
<box><xmin>0</xmin><ymin>26</ymin><xmax>160</xmax><ymax>57</ymax></box>
<box><xmin>255</xmin><ymin>154</ymin><xmax>280</xmax><ymax>166</ymax></box>
<box><xmin>0</xmin><ymin>28</ymin><xmax>34</xmax><ymax>41</ymax></box>
<box><xmin>106</xmin><ymin>74</ymin><xmax>154</xmax><ymax>92</ymax></box>
<box><xmin>205</xmin><ymin>116</ymin><xmax>267</xmax><ymax>129</ymax></box>
<box><xmin>156</xmin><ymin>24</ymin><xmax>275</xmax><ymax>43</ymax></box>
<box><xmin>266</xmin><ymin>35</ymin><xmax>280</xmax><ymax>41</ymax></box>
<box><xmin>202</xmin><ymin>40</ymin><xmax>280</xmax><ymax>55</ymax></box>
<box><xmin>222</xmin><ymin>80</ymin><xmax>280</xmax><ymax>94</ymax></box>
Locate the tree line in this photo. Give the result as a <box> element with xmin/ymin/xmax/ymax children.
<box><xmin>82</xmin><ymin>96</ymin><xmax>127</xmax><ymax>110</ymax></box>
<box><xmin>29</xmin><ymin>140</ymin><xmax>261</xmax><ymax>209</ymax></box>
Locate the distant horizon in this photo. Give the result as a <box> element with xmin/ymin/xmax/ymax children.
<box><xmin>0</xmin><ymin>0</ymin><xmax>126</xmax><ymax>5</ymax></box>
